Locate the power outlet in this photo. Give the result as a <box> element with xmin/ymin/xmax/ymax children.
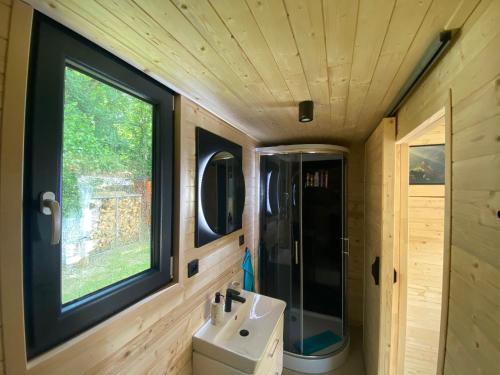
<box><xmin>187</xmin><ymin>259</ymin><xmax>199</xmax><ymax>278</ymax></box>
<box><xmin>239</xmin><ymin>234</ymin><xmax>245</xmax><ymax>246</ymax></box>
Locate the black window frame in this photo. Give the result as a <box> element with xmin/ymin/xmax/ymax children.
<box><xmin>24</xmin><ymin>13</ymin><xmax>175</xmax><ymax>358</ymax></box>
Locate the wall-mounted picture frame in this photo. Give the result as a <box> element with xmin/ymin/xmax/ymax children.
<box><xmin>409</xmin><ymin>144</ymin><xmax>445</xmax><ymax>185</ymax></box>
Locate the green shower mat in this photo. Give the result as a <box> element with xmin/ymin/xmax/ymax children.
<box><xmin>296</xmin><ymin>330</ymin><xmax>342</xmax><ymax>355</ymax></box>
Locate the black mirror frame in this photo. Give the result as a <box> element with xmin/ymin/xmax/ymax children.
<box><xmin>195</xmin><ymin>127</ymin><xmax>245</xmax><ymax>247</ymax></box>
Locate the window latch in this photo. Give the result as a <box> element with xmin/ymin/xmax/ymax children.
<box><xmin>39</xmin><ymin>191</ymin><xmax>61</xmax><ymax>245</ymax></box>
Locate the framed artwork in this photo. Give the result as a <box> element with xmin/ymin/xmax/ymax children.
<box><xmin>409</xmin><ymin>144</ymin><xmax>445</xmax><ymax>185</ymax></box>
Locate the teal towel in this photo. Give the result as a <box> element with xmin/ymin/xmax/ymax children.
<box><xmin>242</xmin><ymin>247</ymin><xmax>255</xmax><ymax>292</ymax></box>
<box><xmin>296</xmin><ymin>331</ymin><xmax>342</xmax><ymax>355</ymax></box>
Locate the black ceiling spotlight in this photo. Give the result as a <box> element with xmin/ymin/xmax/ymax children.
<box><xmin>299</xmin><ymin>100</ymin><xmax>314</xmax><ymax>123</ymax></box>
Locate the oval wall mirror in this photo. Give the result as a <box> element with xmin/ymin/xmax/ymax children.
<box><xmin>196</xmin><ymin>128</ymin><xmax>245</xmax><ymax>247</ymax></box>
<box><xmin>201</xmin><ymin>151</ymin><xmax>245</xmax><ymax>235</ymax></box>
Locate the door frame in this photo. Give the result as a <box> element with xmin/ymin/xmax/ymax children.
<box><xmin>393</xmin><ymin>94</ymin><xmax>452</xmax><ymax>375</ymax></box>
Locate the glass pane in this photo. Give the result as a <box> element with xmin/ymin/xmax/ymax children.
<box><xmin>61</xmin><ymin>66</ymin><xmax>153</xmax><ymax>304</ymax></box>
<box><xmin>302</xmin><ymin>153</ymin><xmax>346</xmax><ymax>354</ymax></box>
<box><xmin>259</xmin><ymin>154</ymin><xmax>302</xmax><ymax>354</ymax></box>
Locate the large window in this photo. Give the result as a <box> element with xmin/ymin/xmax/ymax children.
<box><xmin>24</xmin><ymin>14</ymin><xmax>174</xmax><ymax>357</ymax></box>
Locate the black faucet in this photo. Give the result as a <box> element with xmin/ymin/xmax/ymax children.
<box><xmin>224</xmin><ymin>288</ymin><xmax>246</xmax><ymax>312</ymax></box>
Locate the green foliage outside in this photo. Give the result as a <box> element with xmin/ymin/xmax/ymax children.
<box><xmin>62</xmin><ymin>241</ymin><xmax>150</xmax><ymax>304</ymax></box>
<box><xmin>62</xmin><ymin>66</ymin><xmax>153</xmax><ymax>217</ymax></box>
<box><xmin>61</xmin><ymin>67</ymin><xmax>154</xmax><ymax>304</ymax></box>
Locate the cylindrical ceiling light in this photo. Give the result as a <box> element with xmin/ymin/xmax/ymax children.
<box><xmin>299</xmin><ymin>100</ymin><xmax>314</xmax><ymax>123</ymax></box>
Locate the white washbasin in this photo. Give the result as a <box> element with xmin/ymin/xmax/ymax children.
<box><xmin>193</xmin><ymin>291</ymin><xmax>286</xmax><ymax>373</ymax></box>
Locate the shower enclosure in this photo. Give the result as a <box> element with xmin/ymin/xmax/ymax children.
<box><xmin>257</xmin><ymin>145</ymin><xmax>349</xmax><ymax>373</ymax></box>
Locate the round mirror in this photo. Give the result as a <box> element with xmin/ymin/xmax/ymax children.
<box><xmin>201</xmin><ymin>151</ymin><xmax>245</xmax><ymax>235</ymax></box>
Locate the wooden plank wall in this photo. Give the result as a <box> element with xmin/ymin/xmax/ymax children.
<box><xmin>397</xmin><ymin>0</ymin><xmax>500</xmax><ymax>373</ymax></box>
<box><xmin>403</xmin><ymin>123</ymin><xmax>445</xmax><ymax>374</ymax></box>
<box><xmin>363</xmin><ymin>118</ymin><xmax>396</xmax><ymax>375</ymax></box>
<box><xmin>0</xmin><ymin>1</ymin><xmax>12</xmax><ymax>374</ymax></box>
<box><xmin>364</xmin><ymin>124</ymin><xmax>384</xmax><ymax>375</ymax></box>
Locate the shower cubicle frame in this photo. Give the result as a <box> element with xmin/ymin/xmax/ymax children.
<box><xmin>256</xmin><ymin>144</ymin><xmax>350</xmax><ymax>373</ymax></box>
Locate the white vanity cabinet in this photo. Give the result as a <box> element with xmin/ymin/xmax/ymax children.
<box><xmin>192</xmin><ymin>291</ymin><xmax>286</xmax><ymax>375</ymax></box>
<box><xmin>255</xmin><ymin>314</ymin><xmax>284</xmax><ymax>375</ymax></box>
<box><xmin>193</xmin><ymin>314</ymin><xmax>283</xmax><ymax>375</ymax></box>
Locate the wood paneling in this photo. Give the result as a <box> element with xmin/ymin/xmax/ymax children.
<box><xmin>283</xmin><ymin>0</ymin><xmax>329</xmax><ymax>131</ymax></box>
<box><xmin>23</xmin><ymin>0</ymin><xmax>478</xmax><ymax>144</ymax></box>
<box><xmin>323</xmin><ymin>0</ymin><xmax>358</xmax><ymax>131</ymax></box>
<box><xmin>397</xmin><ymin>0</ymin><xmax>500</xmax><ymax>373</ymax></box>
<box><xmin>357</xmin><ymin>0</ymin><xmax>432</xmax><ymax>132</ymax></box>
<box><xmin>403</xmin><ymin>122</ymin><xmax>446</xmax><ymax>375</ymax></box>
<box><xmin>344</xmin><ymin>0</ymin><xmax>395</xmax><ymax>131</ymax></box>
<box><xmin>0</xmin><ymin>0</ymin><xmax>11</xmax><ymax>116</ymax></box>
<box><xmin>409</xmin><ymin>117</ymin><xmax>445</xmax><ymax>146</ymax></box>
<box><xmin>0</xmin><ymin>0</ymin><xmax>497</xmax><ymax>373</ymax></box>
<box><xmin>0</xmin><ymin>2</ymin><xmax>25</xmax><ymax>375</ymax></box>
<box><xmin>0</xmin><ymin>0</ymin><xmax>11</xmax><ymax>364</ymax></box>
<box><xmin>363</xmin><ymin>118</ymin><xmax>396</xmax><ymax>375</ymax></box>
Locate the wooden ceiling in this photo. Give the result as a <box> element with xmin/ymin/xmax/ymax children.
<box><xmin>30</xmin><ymin>0</ymin><xmax>479</xmax><ymax>144</ymax></box>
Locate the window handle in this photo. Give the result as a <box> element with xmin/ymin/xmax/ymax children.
<box><xmin>40</xmin><ymin>192</ymin><xmax>61</xmax><ymax>245</ymax></box>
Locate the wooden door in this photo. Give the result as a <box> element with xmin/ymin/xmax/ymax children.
<box><xmin>363</xmin><ymin>118</ymin><xmax>396</xmax><ymax>375</ymax></box>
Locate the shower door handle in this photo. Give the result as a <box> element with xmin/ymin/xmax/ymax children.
<box><xmin>294</xmin><ymin>241</ymin><xmax>299</xmax><ymax>265</ymax></box>
<box><xmin>342</xmin><ymin>237</ymin><xmax>350</xmax><ymax>256</ymax></box>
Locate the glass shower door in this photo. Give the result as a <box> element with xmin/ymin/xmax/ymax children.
<box><xmin>301</xmin><ymin>153</ymin><xmax>346</xmax><ymax>351</ymax></box>
<box><xmin>341</xmin><ymin>156</ymin><xmax>348</xmax><ymax>338</ymax></box>
<box><xmin>259</xmin><ymin>153</ymin><xmax>303</xmax><ymax>355</ymax></box>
